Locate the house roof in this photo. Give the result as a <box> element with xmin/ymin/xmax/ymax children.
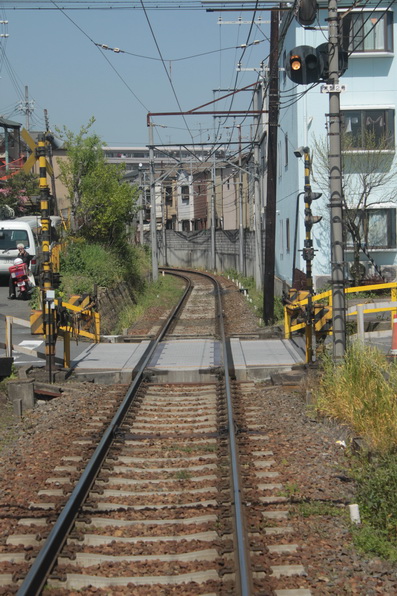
<box><xmin>0</xmin><ymin>116</ymin><xmax>22</xmax><ymax>130</ymax></box>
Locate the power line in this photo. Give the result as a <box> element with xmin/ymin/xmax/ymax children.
<box><xmin>50</xmin><ymin>0</ymin><xmax>150</xmax><ymax>111</ymax></box>
<box><xmin>140</xmin><ymin>0</ymin><xmax>196</xmax><ymax>145</ymax></box>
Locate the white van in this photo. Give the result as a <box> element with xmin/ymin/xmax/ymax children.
<box><xmin>0</xmin><ymin>217</ymin><xmax>40</xmax><ymax>276</ymax></box>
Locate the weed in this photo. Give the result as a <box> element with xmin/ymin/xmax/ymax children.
<box><xmin>352</xmin><ymin>524</ymin><xmax>397</xmax><ymax>561</ymax></box>
<box><xmin>352</xmin><ymin>454</ymin><xmax>397</xmax><ymax>545</ymax></box>
<box><xmin>175</xmin><ymin>469</ymin><xmax>191</xmax><ymax>480</ymax></box>
<box><xmin>315</xmin><ymin>343</ymin><xmax>397</xmax><ymax>453</ymax></box>
<box><xmin>291</xmin><ymin>500</ymin><xmax>346</xmax><ymax>518</ymax></box>
<box><xmin>279</xmin><ymin>482</ymin><xmax>300</xmax><ymax>498</ymax></box>
<box><xmin>201</xmin><ymin>444</ymin><xmax>216</xmax><ymax>452</ymax></box>
<box><xmin>116</xmin><ymin>275</ymin><xmax>184</xmax><ymax>333</ymax></box>
<box><xmin>169</xmin><ymin>445</ymin><xmax>193</xmax><ymax>453</ymax></box>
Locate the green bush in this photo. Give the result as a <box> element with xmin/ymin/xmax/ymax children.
<box><xmin>60</xmin><ymin>240</ymin><xmax>148</xmax><ymax>296</ymax></box>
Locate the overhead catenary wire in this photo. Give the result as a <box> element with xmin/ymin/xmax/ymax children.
<box><xmin>50</xmin><ymin>0</ymin><xmax>150</xmax><ymax>112</ymax></box>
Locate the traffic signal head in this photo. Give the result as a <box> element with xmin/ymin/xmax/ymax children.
<box><xmin>316</xmin><ymin>43</ymin><xmax>348</xmax><ymax>80</ymax></box>
<box><xmin>285</xmin><ymin>46</ymin><xmax>325</xmax><ymax>84</ymax></box>
<box><xmin>296</xmin><ymin>0</ymin><xmax>318</xmax><ymax>27</ymax></box>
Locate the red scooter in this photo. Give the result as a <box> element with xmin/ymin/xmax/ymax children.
<box><xmin>9</xmin><ymin>260</ymin><xmax>35</xmax><ymax>300</ymax></box>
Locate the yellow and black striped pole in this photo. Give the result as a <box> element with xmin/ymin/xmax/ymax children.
<box><xmin>37</xmin><ymin>134</ymin><xmax>55</xmax><ymax>375</ymax></box>
<box><xmin>303</xmin><ymin>148</ymin><xmax>314</xmax><ymax>363</ymax></box>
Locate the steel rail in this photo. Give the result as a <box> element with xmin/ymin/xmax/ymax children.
<box><xmin>17</xmin><ymin>273</ymin><xmax>192</xmax><ymax>596</ymax></box>
<box><xmin>160</xmin><ymin>267</ymin><xmax>253</xmax><ymax>595</ymax></box>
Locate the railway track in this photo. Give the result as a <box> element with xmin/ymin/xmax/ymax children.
<box><xmin>1</xmin><ymin>269</ymin><xmax>313</xmax><ymax>595</ymax></box>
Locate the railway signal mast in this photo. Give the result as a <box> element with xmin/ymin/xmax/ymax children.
<box><xmin>285</xmin><ymin>0</ymin><xmax>347</xmax><ymax>360</ymax></box>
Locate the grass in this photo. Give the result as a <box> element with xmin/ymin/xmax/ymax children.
<box><xmin>291</xmin><ymin>501</ymin><xmax>346</xmax><ymax>518</ymax></box>
<box><xmin>313</xmin><ymin>343</ymin><xmax>397</xmax><ymax>560</ymax></box>
<box><xmin>175</xmin><ymin>469</ymin><xmax>191</xmax><ymax>480</ymax></box>
<box><xmin>314</xmin><ymin>342</ymin><xmax>397</xmax><ymax>453</ymax></box>
<box><xmin>349</xmin><ymin>453</ymin><xmax>397</xmax><ymax>560</ymax></box>
<box><xmin>116</xmin><ymin>274</ymin><xmax>185</xmax><ymax>333</ymax></box>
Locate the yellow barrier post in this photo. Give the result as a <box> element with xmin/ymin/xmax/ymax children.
<box><xmin>63</xmin><ymin>330</ymin><xmax>70</xmax><ymax>369</ymax></box>
<box><xmin>284</xmin><ymin>306</ymin><xmax>291</xmax><ymax>339</ymax></box>
<box><xmin>392</xmin><ymin>287</ymin><xmax>397</xmax><ymax>329</ymax></box>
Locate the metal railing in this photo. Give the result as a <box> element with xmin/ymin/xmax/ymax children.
<box><xmin>284</xmin><ymin>282</ymin><xmax>397</xmax><ymax>358</ymax></box>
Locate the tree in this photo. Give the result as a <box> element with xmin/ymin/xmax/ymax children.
<box><xmin>313</xmin><ymin>131</ymin><xmax>397</xmax><ymax>285</ymax></box>
<box><xmin>57</xmin><ymin>119</ymin><xmax>138</xmax><ymax>245</ymax></box>
<box><xmin>57</xmin><ymin>118</ymin><xmax>105</xmax><ymax>231</ymax></box>
<box><xmin>0</xmin><ymin>171</ymin><xmax>39</xmax><ymax>217</ymax></box>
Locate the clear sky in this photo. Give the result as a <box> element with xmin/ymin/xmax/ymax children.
<box><xmin>0</xmin><ymin>3</ymin><xmax>270</xmax><ymax>149</ymax></box>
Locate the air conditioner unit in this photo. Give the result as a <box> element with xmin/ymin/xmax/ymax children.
<box><xmin>380</xmin><ymin>265</ymin><xmax>397</xmax><ymax>283</ymax></box>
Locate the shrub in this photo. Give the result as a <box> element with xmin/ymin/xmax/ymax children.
<box><xmin>315</xmin><ymin>343</ymin><xmax>397</xmax><ymax>452</ymax></box>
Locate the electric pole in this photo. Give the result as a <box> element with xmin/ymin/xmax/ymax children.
<box><xmin>328</xmin><ymin>0</ymin><xmax>346</xmax><ymax>359</ymax></box>
<box><xmin>253</xmin><ymin>84</ymin><xmax>262</xmax><ymax>290</ymax></box>
<box><xmin>44</xmin><ymin>109</ymin><xmax>58</xmax><ymax>215</ymax></box>
<box><xmin>238</xmin><ymin>124</ymin><xmax>245</xmax><ymax>275</ymax></box>
<box><xmin>18</xmin><ymin>86</ymin><xmax>34</xmax><ymax>131</ymax></box>
<box><xmin>211</xmin><ymin>154</ymin><xmax>216</xmax><ymax>271</ymax></box>
<box><xmin>148</xmin><ymin>122</ymin><xmax>158</xmax><ymax>282</ymax></box>
<box><xmin>263</xmin><ymin>9</ymin><xmax>279</xmax><ymax>322</ymax></box>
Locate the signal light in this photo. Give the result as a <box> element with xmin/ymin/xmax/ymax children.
<box><xmin>296</xmin><ymin>0</ymin><xmax>318</xmax><ymax>27</ymax></box>
<box><xmin>291</xmin><ymin>55</ymin><xmax>302</xmax><ymax>71</ymax></box>
<box><xmin>285</xmin><ymin>46</ymin><xmax>324</xmax><ymax>85</ymax></box>
<box><xmin>316</xmin><ymin>43</ymin><xmax>348</xmax><ymax>79</ymax></box>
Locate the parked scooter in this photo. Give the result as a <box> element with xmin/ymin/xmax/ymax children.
<box><xmin>8</xmin><ymin>258</ymin><xmax>35</xmax><ymax>300</ymax></box>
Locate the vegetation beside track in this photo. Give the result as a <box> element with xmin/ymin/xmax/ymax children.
<box><xmin>59</xmin><ymin>240</ymin><xmax>148</xmax><ymax>297</ymax></box>
<box><xmin>115</xmin><ymin>274</ymin><xmax>186</xmax><ymax>334</ymax></box>
<box><xmin>313</xmin><ymin>342</ymin><xmax>397</xmax><ymax>561</ymax></box>
<box><xmin>224</xmin><ymin>268</ymin><xmax>284</xmax><ymax>324</ymax></box>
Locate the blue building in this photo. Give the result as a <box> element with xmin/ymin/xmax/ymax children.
<box><xmin>276</xmin><ymin>3</ymin><xmax>397</xmax><ymax>291</ymax></box>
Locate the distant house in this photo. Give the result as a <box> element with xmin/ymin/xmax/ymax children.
<box><xmin>0</xmin><ymin>117</ymin><xmax>23</xmax><ymax>180</ymax></box>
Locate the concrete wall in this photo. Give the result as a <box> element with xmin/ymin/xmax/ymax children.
<box><xmin>155</xmin><ymin>228</ymin><xmax>273</xmax><ymax>285</ymax></box>
<box><xmin>98</xmin><ymin>281</ymin><xmax>137</xmax><ymax>335</ymax></box>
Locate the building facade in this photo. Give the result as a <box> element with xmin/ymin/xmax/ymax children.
<box><xmin>277</xmin><ymin>4</ymin><xmax>397</xmax><ymax>290</ymax></box>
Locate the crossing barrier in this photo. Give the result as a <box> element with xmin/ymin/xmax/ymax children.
<box><xmin>284</xmin><ymin>282</ymin><xmax>397</xmax><ymax>358</ymax></box>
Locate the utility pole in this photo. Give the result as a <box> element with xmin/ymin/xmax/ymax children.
<box><xmin>253</xmin><ymin>85</ymin><xmax>262</xmax><ymax>290</ymax></box>
<box><xmin>148</xmin><ymin>122</ymin><xmax>158</xmax><ymax>282</ymax></box>
<box><xmin>263</xmin><ymin>9</ymin><xmax>279</xmax><ymax>322</ymax></box>
<box><xmin>211</xmin><ymin>154</ymin><xmax>216</xmax><ymax>271</ymax></box>
<box><xmin>237</xmin><ymin>124</ymin><xmax>244</xmax><ymax>275</ymax></box>
<box><xmin>44</xmin><ymin>109</ymin><xmax>58</xmax><ymax>215</ymax></box>
<box><xmin>161</xmin><ymin>187</ymin><xmax>167</xmax><ymax>266</ymax></box>
<box><xmin>138</xmin><ymin>164</ymin><xmax>144</xmax><ymax>245</ymax></box>
<box><xmin>18</xmin><ymin>86</ymin><xmax>34</xmax><ymax>131</ymax></box>
<box><xmin>328</xmin><ymin>0</ymin><xmax>346</xmax><ymax>359</ymax></box>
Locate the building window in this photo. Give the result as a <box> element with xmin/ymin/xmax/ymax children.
<box><xmin>165</xmin><ymin>186</ymin><xmax>173</xmax><ymax>205</ymax></box>
<box><xmin>181</xmin><ymin>185</ymin><xmax>189</xmax><ymax>204</ymax></box>
<box><xmin>349</xmin><ymin>10</ymin><xmax>393</xmax><ymax>53</ymax></box>
<box><xmin>346</xmin><ymin>208</ymin><xmax>396</xmax><ymax>249</ymax></box>
<box><xmin>341</xmin><ymin>109</ymin><xmax>395</xmax><ymax>150</ymax></box>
